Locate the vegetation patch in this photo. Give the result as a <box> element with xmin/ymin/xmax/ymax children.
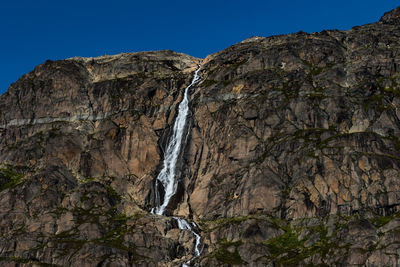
<box><xmin>213</xmin><ymin>239</ymin><xmax>246</xmax><ymax>265</ymax></box>
<box><xmin>264</xmin><ymin>227</ymin><xmax>308</xmax><ymax>264</ymax></box>
<box><xmin>201</xmin><ymin>213</ymin><xmax>399</xmax><ymax>265</ymax></box>
<box><xmin>41</xmin><ymin>180</ymin><xmax>144</xmax><ymax>262</ymax></box>
<box><xmin>202</xmin><ymin>79</ymin><xmax>219</xmax><ymax>87</ymax></box>
<box><xmin>106</xmin><ymin>185</ymin><xmax>122</xmax><ymax>202</ymax></box>
<box><xmin>0</xmin><ymin>167</ymin><xmax>24</xmax><ymax>191</ymax></box>
<box><xmin>50</xmin><ymin>205</ymin><xmax>141</xmax><ymax>260</ymax></box>
<box><xmin>0</xmin><ymin>256</ymin><xmax>62</xmax><ymax>267</ymax></box>
<box><xmin>263</xmin><ymin>221</ymin><xmax>345</xmax><ymax>265</ymax></box>
<box><xmin>302</xmin><ymin>60</ymin><xmax>324</xmax><ymax>77</ymax></box>
<box><xmin>81</xmin><ymin>177</ymin><xmax>95</xmax><ymax>183</ymax></box>
<box><xmin>369</xmin><ymin>214</ymin><xmax>393</xmax><ymax>228</ymax></box>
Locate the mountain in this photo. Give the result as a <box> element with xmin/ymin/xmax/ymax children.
<box><xmin>1</xmin><ymin>6</ymin><xmax>400</xmax><ymax>267</ymax></box>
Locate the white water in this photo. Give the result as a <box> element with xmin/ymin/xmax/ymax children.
<box><xmin>176</xmin><ymin>217</ymin><xmax>203</xmax><ymax>266</ymax></box>
<box><xmin>151</xmin><ymin>66</ymin><xmax>203</xmax><ymax>266</ymax></box>
<box><xmin>152</xmin><ymin>66</ymin><xmax>201</xmax><ymax>216</ymax></box>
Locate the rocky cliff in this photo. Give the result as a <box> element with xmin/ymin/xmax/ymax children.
<box><xmin>1</xmin><ymin>7</ymin><xmax>400</xmax><ymax>267</ymax></box>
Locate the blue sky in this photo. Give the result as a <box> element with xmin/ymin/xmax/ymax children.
<box><xmin>0</xmin><ymin>0</ymin><xmax>398</xmax><ymax>94</ymax></box>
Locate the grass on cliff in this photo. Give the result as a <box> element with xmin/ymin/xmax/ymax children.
<box><xmin>47</xmin><ymin>183</ymin><xmax>145</xmax><ymax>262</ymax></box>
<box><xmin>0</xmin><ymin>167</ymin><xmax>24</xmax><ymax>191</ymax></box>
<box><xmin>0</xmin><ymin>256</ymin><xmax>63</xmax><ymax>267</ymax></box>
<box><xmin>263</xmin><ymin>223</ymin><xmax>338</xmax><ymax>266</ymax></box>
<box><xmin>202</xmin><ymin>214</ymin><xmax>353</xmax><ymax>266</ymax></box>
<box><xmin>213</xmin><ymin>239</ymin><xmax>247</xmax><ymax>265</ymax></box>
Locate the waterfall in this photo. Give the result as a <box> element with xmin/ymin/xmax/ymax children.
<box><xmin>176</xmin><ymin>217</ymin><xmax>203</xmax><ymax>266</ymax></box>
<box><xmin>151</xmin><ymin>65</ymin><xmax>203</xmax><ymax>266</ymax></box>
<box><xmin>152</xmin><ymin>66</ymin><xmax>201</xmax><ymax>216</ymax></box>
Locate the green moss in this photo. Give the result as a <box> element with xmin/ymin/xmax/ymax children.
<box><xmin>384</xmin><ymin>134</ymin><xmax>400</xmax><ymax>151</ymax></box>
<box><xmin>306</xmin><ymin>93</ymin><xmax>326</xmax><ymax>100</ymax></box>
<box><xmin>265</xmin><ymin>227</ymin><xmax>304</xmax><ymax>260</ymax></box>
<box><xmin>72</xmin><ymin>207</ymin><xmax>100</xmax><ymax>225</ymax></box>
<box><xmin>54</xmin><ymin>238</ymin><xmax>87</xmax><ymax>257</ymax></box>
<box><xmin>80</xmin><ymin>193</ymin><xmax>90</xmax><ymax>202</ymax></box>
<box><xmin>203</xmin><ymin>79</ymin><xmax>219</xmax><ymax>87</ymax></box>
<box><xmin>309</xmin><ymin>65</ymin><xmax>324</xmax><ymax>76</ymax></box>
<box><xmin>81</xmin><ymin>177</ymin><xmax>95</xmax><ymax>183</ymax></box>
<box><xmin>207</xmin><ymin>213</ymin><xmax>398</xmax><ymax>266</ymax></box>
<box><xmin>54</xmin><ymin>228</ymin><xmax>78</xmax><ymax>239</ymax></box>
<box><xmin>112</xmin><ymin>213</ymin><xmax>129</xmax><ymax>222</ymax></box>
<box><xmin>359</xmin><ymin>151</ymin><xmax>400</xmax><ymax>161</ymax></box>
<box><xmin>231</xmin><ymin>59</ymin><xmax>247</xmax><ymax>68</ymax></box>
<box><xmin>370</xmin><ymin>215</ymin><xmax>393</xmax><ymax>228</ymax></box>
<box><xmin>94</xmin><ymin>238</ymin><xmax>136</xmax><ymax>253</ymax></box>
<box><xmin>214</xmin><ymin>239</ymin><xmax>246</xmax><ymax>265</ymax></box>
<box><xmin>0</xmin><ymin>167</ymin><xmax>24</xmax><ymax>191</ymax></box>
<box><xmin>305</xmin><ymin>151</ymin><xmax>319</xmax><ymax>159</ymax></box>
<box><xmin>106</xmin><ymin>185</ymin><xmax>122</xmax><ymax>202</ymax></box>
<box><xmin>222</xmin><ymin>80</ymin><xmax>231</xmax><ymax>86</ymax></box>
<box><xmin>50</xmin><ymin>205</ymin><xmax>142</xmax><ymax>260</ymax></box>
<box><xmin>378</xmin><ymin>75</ymin><xmax>400</xmax><ymax>97</ymax></box>
<box><xmin>134</xmin><ymin>72</ymin><xmax>149</xmax><ymax>79</ymax></box>
<box><xmin>364</xmin><ymin>94</ymin><xmax>385</xmax><ymax>110</ymax></box>
<box><xmin>132</xmin><ymin>211</ymin><xmax>145</xmax><ymax>219</ymax></box>
<box><xmin>271</xmin><ymin>78</ymin><xmax>301</xmax><ymax>101</ymax></box>
<box><xmin>0</xmin><ymin>256</ymin><xmax>29</xmax><ymax>264</ymax></box>
<box><xmin>361</xmin><ymin>75</ymin><xmax>400</xmax><ymax>112</ymax></box>
<box><xmin>383</xmin><ymin>87</ymin><xmax>400</xmax><ymax>97</ymax></box>
<box><xmin>262</xmin><ymin>220</ymin><xmax>347</xmax><ymax>265</ymax></box>
<box><xmin>0</xmin><ymin>256</ymin><xmax>62</xmax><ymax>267</ymax></box>
<box><xmin>301</xmin><ymin>59</ymin><xmax>324</xmax><ymax>77</ymax></box>
<box><xmin>215</xmin><ymin>216</ymin><xmax>250</xmax><ymax>226</ymax></box>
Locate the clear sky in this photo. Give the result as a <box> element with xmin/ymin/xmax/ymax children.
<box><xmin>0</xmin><ymin>0</ymin><xmax>399</xmax><ymax>94</ymax></box>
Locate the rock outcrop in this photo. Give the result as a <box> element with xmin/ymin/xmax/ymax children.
<box><xmin>2</xmin><ymin>7</ymin><xmax>400</xmax><ymax>267</ymax></box>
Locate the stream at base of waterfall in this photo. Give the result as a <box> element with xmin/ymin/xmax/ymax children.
<box><xmin>151</xmin><ymin>66</ymin><xmax>203</xmax><ymax>266</ymax></box>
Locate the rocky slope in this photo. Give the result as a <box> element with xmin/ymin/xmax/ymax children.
<box><xmin>1</xmin><ymin>7</ymin><xmax>400</xmax><ymax>267</ymax></box>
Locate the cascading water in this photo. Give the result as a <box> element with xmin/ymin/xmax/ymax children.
<box><xmin>151</xmin><ymin>66</ymin><xmax>203</xmax><ymax>266</ymax></box>
<box><xmin>176</xmin><ymin>217</ymin><xmax>203</xmax><ymax>267</ymax></box>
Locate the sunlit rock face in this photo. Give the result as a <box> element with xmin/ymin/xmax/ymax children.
<box><xmin>2</xmin><ymin>7</ymin><xmax>400</xmax><ymax>266</ymax></box>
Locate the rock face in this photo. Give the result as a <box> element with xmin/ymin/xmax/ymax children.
<box><xmin>2</xmin><ymin>7</ymin><xmax>400</xmax><ymax>267</ymax></box>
